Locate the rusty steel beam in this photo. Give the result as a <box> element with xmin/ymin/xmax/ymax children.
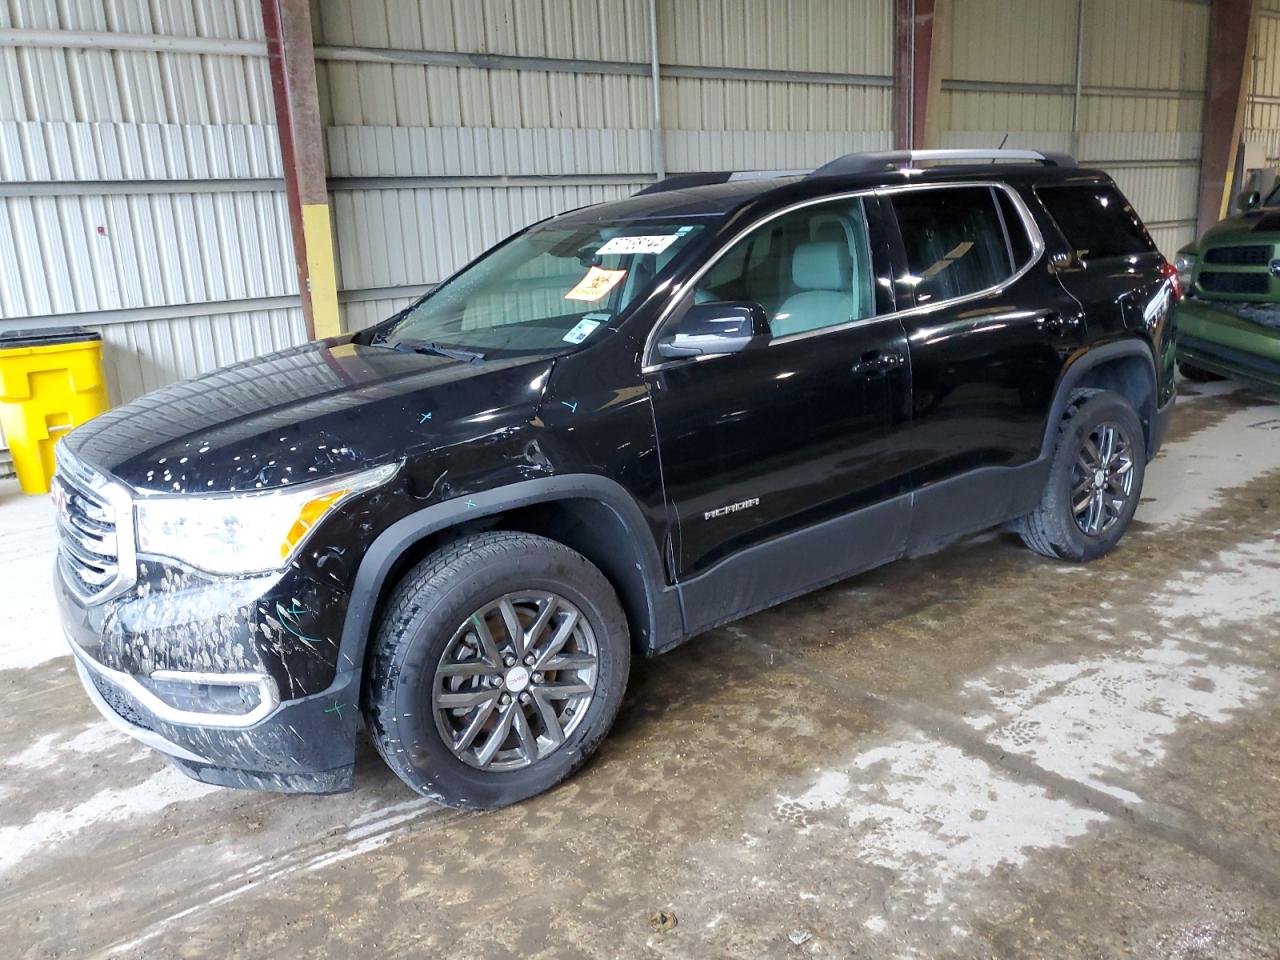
<box><xmin>895</xmin><ymin>0</ymin><xmax>948</xmax><ymax>150</ymax></box>
<box><xmin>1197</xmin><ymin>0</ymin><xmax>1258</xmax><ymax>236</ymax></box>
<box><xmin>261</xmin><ymin>0</ymin><xmax>340</xmax><ymax>340</ymax></box>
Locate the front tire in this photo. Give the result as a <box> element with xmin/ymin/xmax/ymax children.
<box><xmin>364</xmin><ymin>531</ymin><xmax>630</xmax><ymax>808</ymax></box>
<box><xmin>1015</xmin><ymin>389</ymin><xmax>1146</xmax><ymax>562</ymax></box>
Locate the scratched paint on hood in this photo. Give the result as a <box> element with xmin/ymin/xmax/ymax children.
<box><xmin>62</xmin><ymin>339</ymin><xmax>557</xmax><ymax>494</ymax></box>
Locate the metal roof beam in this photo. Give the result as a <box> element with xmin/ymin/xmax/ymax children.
<box><xmin>0</xmin><ymin>28</ymin><xmax>893</xmax><ymax>88</ymax></box>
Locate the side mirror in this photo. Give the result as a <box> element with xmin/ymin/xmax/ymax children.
<box><xmin>1238</xmin><ymin>190</ymin><xmax>1262</xmax><ymax>212</ymax></box>
<box><xmin>657</xmin><ymin>301</ymin><xmax>771</xmax><ymax>360</ymax></box>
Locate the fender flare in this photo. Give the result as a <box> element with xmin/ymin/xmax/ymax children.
<box><xmin>1039</xmin><ymin>340</ymin><xmax>1160</xmax><ymax>459</ymax></box>
<box><xmin>336</xmin><ymin>474</ymin><xmax>678</xmax><ymax>685</ymax></box>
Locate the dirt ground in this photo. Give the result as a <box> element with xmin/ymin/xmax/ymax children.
<box><xmin>2</xmin><ymin>379</ymin><xmax>1279</xmax><ymax>959</ymax></box>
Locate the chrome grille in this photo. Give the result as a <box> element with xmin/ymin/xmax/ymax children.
<box><xmin>54</xmin><ymin>446</ymin><xmax>135</xmax><ymax>603</ymax></box>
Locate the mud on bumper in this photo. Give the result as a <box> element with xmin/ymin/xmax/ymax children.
<box><xmin>69</xmin><ymin>638</ymin><xmax>360</xmax><ymax>794</ymax></box>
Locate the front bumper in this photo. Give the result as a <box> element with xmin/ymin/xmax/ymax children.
<box><xmin>1176</xmin><ymin>299</ymin><xmax>1280</xmax><ymax>390</ymax></box>
<box><xmin>69</xmin><ymin>634</ymin><xmax>360</xmax><ymax>792</ymax></box>
<box><xmin>59</xmin><ymin>567</ymin><xmax>361</xmax><ymax>794</ymax></box>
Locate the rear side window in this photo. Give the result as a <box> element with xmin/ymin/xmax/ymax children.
<box><xmin>891</xmin><ymin>187</ymin><xmax>1019</xmax><ymax>305</ymax></box>
<box><xmin>1037</xmin><ymin>183</ymin><xmax>1155</xmax><ymax>260</ymax></box>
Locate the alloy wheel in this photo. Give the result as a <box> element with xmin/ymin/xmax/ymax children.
<box><xmin>431</xmin><ymin>591</ymin><xmax>599</xmax><ymax>771</ymax></box>
<box><xmin>1071</xmin><ymin>420</ymin><xmax>1136</xmax><ymax>536</ymax></box>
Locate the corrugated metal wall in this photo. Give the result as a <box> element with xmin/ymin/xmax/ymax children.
<box><xmin>2</xmin><ymin>0</ymin><xmax>1251</xmax><ymax>468</ymax></box>
<box><xmin>1246</xmin><ymin>1</ymin><xmax>1280</xmax><ymax>165</ymax></box>
<box><xmin>938</xmin><ymin>0</ymin><xmax>1209</xmax><ymax>257</ymax></box>
<box><xmin>0</xmin><ymin>0</ymin><xmax>306</xmax><ymax>459</ymax></box>
<box><xmin>314</xmin><ymin>0</ymin><xmax>895</xmax><ymax>330</ymax></box>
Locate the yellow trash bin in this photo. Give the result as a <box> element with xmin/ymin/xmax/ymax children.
<box><xmin>0</xmin><ymin>327</ymin><xmax>109</xmax><ymax>494</ymax></box>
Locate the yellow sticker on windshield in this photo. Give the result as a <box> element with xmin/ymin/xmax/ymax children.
<box><xmin>565</xmin><ymin>266</ymin><xmax>627</xmax><ymax>302</ymax></box>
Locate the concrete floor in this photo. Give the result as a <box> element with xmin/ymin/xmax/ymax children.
<box><xmin>3</xmin><ymin>380</ymin><xmax>1280</xmax><ymax>960</ymax></box>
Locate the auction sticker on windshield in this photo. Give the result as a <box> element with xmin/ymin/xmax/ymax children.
<box><xmin>562</xmin><ymin>314</ymin><xmax>606</xmax><ymax>344</ymax></box>
<box><xmin>566</xmin><ymin>266</ymin><xmax>627</xmax><ymax>301</ymax></box>
<box><xmin>597</xmin><ymin>234</ymin><xmax>681</xmax><ymax>255</ymax></box>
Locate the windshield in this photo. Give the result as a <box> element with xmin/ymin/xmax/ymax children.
<box><xmin>377</xmin><ymin>217</ymin><xmax>711</xmax><ymax>356</ymax></box>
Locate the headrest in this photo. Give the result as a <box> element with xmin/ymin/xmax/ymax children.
<box><xmin>791</xmin><ymin>242</ymin><xmax>849</xmax><ymax>292</ymax></box>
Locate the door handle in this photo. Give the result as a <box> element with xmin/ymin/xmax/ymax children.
<box><xmin>851</xmin><ymin>350</ymin><xmax>905</xmax><ymax>376</ymax></box>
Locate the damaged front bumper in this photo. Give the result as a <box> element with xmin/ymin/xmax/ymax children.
<box><xmin>57</xmin><ymin>568</ymin><xmax>362</xmax><ymax>794</ymax></box>
<box><xmin>67</xmin><ymin>634</ymin><xmax>360</xmax><ymax>792</ymax></box>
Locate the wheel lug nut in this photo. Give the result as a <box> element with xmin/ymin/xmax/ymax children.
<box><xmin>504</xmin><ymin>655</ymin><xmax>516</xmax><ymax>667</ymax></box>
<box><xmin>500</xmin><ymin>693</ymin><xmax>511</xmax><ymax>705</ymax></box>
<box><xmin>532</xmin><ymin>672</ymin><xmax>543</xmax><ymax>683</ymax></box>
<box><xmin>524</xmin><ymin>654</ymin><xmax>535</xmax><ymax>666</ymax></box>
<box><xmin>519</xmin><ymin>692</ymin><xmax>530</xmax><ymax>703</ymax></box>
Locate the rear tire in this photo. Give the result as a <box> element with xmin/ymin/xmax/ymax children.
<box><xmin>364</xmin><ymin>531</ymin><xmax>630</xmax><ymax>808</ymax></box>
<box><xmin>1014</xmin><ymin>389</ymin><xmax>1146</xmax><ymax>562</ymax></box>
<box><xmin>1178</xmin><ymin>361</ymin><xmax>1224</xmax><ymax>383</ymax></box>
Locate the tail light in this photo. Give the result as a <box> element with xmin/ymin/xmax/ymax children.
<box><xmin>1159</xmin><ymin>259</ymin><xmax>1183</xmax><ymax>301</ymax></box>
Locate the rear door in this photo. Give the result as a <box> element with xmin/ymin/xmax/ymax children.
<box><xmin>886</xmin><ymin>183</ymin><xmax>1086</xmax><ymax>483</ymax></box>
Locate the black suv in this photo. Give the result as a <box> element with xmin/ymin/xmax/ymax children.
<box><xmin>55</xmin><ymin>149</ymin><xmax>1177</xmax><ymax>808</ymax></box>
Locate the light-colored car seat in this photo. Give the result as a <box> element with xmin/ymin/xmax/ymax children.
<box><xmin>772</xmin><ymin>241</ymin><xmax>856</xmax><ymax>337</ymax></box>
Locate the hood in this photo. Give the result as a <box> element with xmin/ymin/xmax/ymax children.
<box><xmin>1198</xmin><ymin>209</ymin><xmax>1280</xmax><ymax>247</ymax></box>
<box><xmin>66</xmin><ymin>339</ymin><xmax>554</xmax><ymax>494</ymax></box>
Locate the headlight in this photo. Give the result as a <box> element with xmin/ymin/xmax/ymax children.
<box><xmin>1174</xmin><ymin>252</ymin><xmax>1196</xmax><ymax>289</ymax></box>
<box><xmin>134</xmin><ymin>462</ymin><xmax>398</xmax><ymax>576</ymax></box>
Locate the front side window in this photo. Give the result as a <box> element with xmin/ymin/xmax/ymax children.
<box><xmin>891</xmin><ymin>186</ymin><xmax>1019</xmax><ymax>306</ymax></box>
<box><xmin>380</xmin><ymin>218</ymin><xmax>710</xmax><ymax>356</ymax></box>
<box><xmin>691</xmin><ymin>198</ymin><xmax>877</xmax><ymax>338</ymax></box>
<box><xmin>1037</xmin><ymin>183</ymin><xmax>1155</xmax><ymax>261</ymax></box>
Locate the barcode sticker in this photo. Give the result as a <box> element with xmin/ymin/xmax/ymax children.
<box><xmin>597</xmin><ymin>235</ymin><xmax>681</xmax><ymax>256</ymax></box>
<box><xmin>562</xmin><ymin>316</ymin><xmax>604</xmax><ymax>344</ymax></box>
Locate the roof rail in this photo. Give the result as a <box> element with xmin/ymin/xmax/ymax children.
<box><xmin>809</xmin><ymin>148</ymin><xmax>1077</xmax><ymax>179</ymax></box>
<box><xmin>633</xmin><ymin>149</ymin><xmax>1076</xmax><ymax>197</ymax></box>
<box><xmin>635</xmin><ymin>168</ymin><xmax>807</xmax><ymax>196</ymax></box>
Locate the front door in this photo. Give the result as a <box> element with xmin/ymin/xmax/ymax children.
<box><xmin>644</xmin><ymin>195</ymin><xmax>911</xmax><ymax>625</ymax></box>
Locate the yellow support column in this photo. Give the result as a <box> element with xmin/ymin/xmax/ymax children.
<box><xmin>301</xmin><ymin>203</ymin><xmax>341</xmax><ymax>339</ymax></box>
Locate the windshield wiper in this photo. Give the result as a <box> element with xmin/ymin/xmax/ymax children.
<box><xmin>391</xmin><ymin>339</ymin><xmax>487</xmax><ymax>362</ymax></box>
